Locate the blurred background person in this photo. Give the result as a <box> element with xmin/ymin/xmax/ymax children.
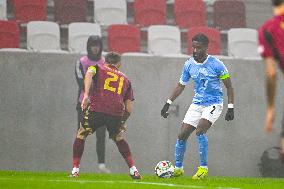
<box><xmin>258</xmin><ymin>0</ymin><xmax>284</xmax><ymax>159</ymax></box>
<box><xmin>75</xmin><ymin>35</ymin><xmax>111</xmax><ymax>173</ymax></box>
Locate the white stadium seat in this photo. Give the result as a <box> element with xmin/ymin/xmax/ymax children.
<box><xmin>228</xmin><ymin>28</ymin><xmax>260</xmax><ymax>58</ymax></box>
<box><xmin>27</xmin><ymin>21</ymin><xmax>61</xmax><ymax>52</ymax></box>
<box><xmin>148</xmin><ymin>25</ymin><xmax>181</xmax><ymax>55</ymax></box>
<box><xmin>68</xmin><ymin>22</ymin><xmax>101</xmax><ymax>53</ymax></box>
<box><xmin>94</xmin><ymin>0</ymin><xmax>127</xmax><ymax>26</ymax></box>
<box><xmin>0</xmin><ymin>0</ymin><xmax>7</xmax><ymax>20</ymax></box>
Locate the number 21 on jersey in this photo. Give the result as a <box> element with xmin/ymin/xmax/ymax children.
<box><xmin>104</xmin><ymin>72</ymin><xmax>124</xmax><ymax>94</ymax></box>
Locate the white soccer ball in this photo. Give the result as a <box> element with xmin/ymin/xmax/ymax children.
<box><xmin>155</xmin><ymin>160</ymin><xmax>174</xmax><ymax>178</ymax></box>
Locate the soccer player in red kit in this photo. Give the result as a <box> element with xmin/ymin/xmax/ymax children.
<box><xmin>75</xmin><ymin>35</ymin><xmax>111</xmax><ymax>173</ymax></box>
<box><xmin>258</xmin><ymin>0</ymin><xmax>284</xmax><ymax>159</ymax></box>
<box><xmin>70</xmin><ymin>52</ymin><xmax>141</xmax><ymax>179</ymax></box>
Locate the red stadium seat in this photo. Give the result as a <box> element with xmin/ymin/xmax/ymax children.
<box><xmin>54</xmin><ymin>0</ymin><xmax>87</xmax><ymax>25</ymax></box>
<box><xmin>187</xmin><ymin>26</ymin><xmax>221</xmax><ymax>55</ymax></box>
<box><xmin>174</xmin><ymin>0</ymin><xmax>206</xmax><ymax>29</ymax></box>
<box><xmin>213</xmin><ymin>0</ymin><xmax>246</xmax><ymax>30</ymax></box>
<box><xmin>108</xmin><ymin>24</ymin><xmax>141</xmax><ymax>54</ymax></box>
<box><xmin>134</xmin><ymin>0</ymin><xmax>166</xmax><ymax>27</ymax></box>
<box><xmin>0</xmin><ymin>20</ymin><xmax>20</xmax><ymax>48</ymax></box>
<box><xmin>12</xmin><ymin>0</ymin><xmax>47</xmax><ymax>23</ymax></box>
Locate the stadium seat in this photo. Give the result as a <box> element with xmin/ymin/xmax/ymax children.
<box><xmin>0</xmin><ymin>0</ymin><xmax>7</xmax><ymax>20</ymax></box>
<box><xmin>203</xmin><ymin>0</ymin><xmax>216</xmax><ymax>6</ymax></box>
<box><xmin>27</xmin><ymin>21</ymin><xmax>61</xmax><ymax>52</ymax></box>
<box><xmin>0</xmin><ymin>20</ymin><xmax>20</xmax><ymax>48</ymax></box>
<box><xmin>68</xmin><ymin>22</ymin><xmax>101</xmax><ymax>53</ymax></box>
<box><xmin>54</xmin><ymin>0</ymin><xmax>87</xmax><ymax>25</ymax></box>
<box><xmin>174</xmin><ymin>0</ymin><xmax>206</xmax><ymax>29</ymax></box>
<box><xmin>107</xmin><ymin>24</ymin><xmax>141</xmax><ymax>54</ymax></box>
<box><xmin>187</xmin><ymin>26</ymin><xmax>221</xmax><ymax>55</ymax></box>
<box><xmin>94</xmin><ymin>0</ymin><xmax>127</xmax><ymax>26</ymax></box>
<box><xmin>227</xmin><ymin>28</ymin><xmax>259</xmax><ymax>58</ymax></box>
<box><xmin>134</xmin><ymin>0</ymin><xmax>167</xmax><ymax>27</ymax></box>
<box><xmin>12</xmin><ymin>0</ymin><xmax>47</xmax><ymax>23</ymax></box>
<box><xmin>213</xmin><ymin>0</ymin><xmax>246</xmax><ymax>30</ymax></box>
<box><xmin>148</xmin><ymin>25</ymin><xmax>181</xmax><ymax>55</ymax></box>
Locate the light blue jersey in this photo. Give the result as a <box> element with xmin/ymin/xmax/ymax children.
<box><xmin>179</xmin><ymin>55</ymin><xmax>230</xmax><ymax>106</ymax></box>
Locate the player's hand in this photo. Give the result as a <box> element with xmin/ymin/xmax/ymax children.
<box><xmin>265</xmin><ymin>107</ymin><xmax>275</xmax><ymax>133</ymax></box>
<box><xmin>161</xmin><ymin>103</ymin><xmax>170</xmax><ymax>118</ymax></box>
<box><xmin>225</xmin><ymin>108</ymin><xmax>234</xmax><ymax>121</ymax></box>
<box><xmin>81</xmin><ymin>95</ymin><xmax>90</xmax><ymax>110</ymax></box>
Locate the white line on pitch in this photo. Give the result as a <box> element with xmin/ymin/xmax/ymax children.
<box><xmin>0</xmin><ymin>177</ymin><xmax>241</xmax><ymax>189</ymax></box>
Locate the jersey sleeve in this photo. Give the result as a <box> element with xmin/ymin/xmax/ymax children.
<box><xmin>124</xmin><ymin>81</ymin><xmax>134</xmax><ymax>101</ymax></box>
<box><xmin>258</xmin><ymin>23</ymin><xmax>274</xmax><ymax>58</ymax></box>
<box><xmin>216</xmin><ymin>61</ymin><xmax>230</xmax><ymax>80</ymax></box>
<box><xmin>179</xmin><ymin>61</ymin><xmax>191</xmax><ymax>85</ymax></box>
<box><xmin>87</xmin><ymin>65</ymin><xmax>97</xmax><ymax>75</ymax></box>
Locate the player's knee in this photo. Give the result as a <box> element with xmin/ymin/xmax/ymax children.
<box><xmin>178</xmin><ymin>124</ymin><xmax>195</xmax><ymax>140</ymax></box>
<box><xmin>112</xmin><ymin>133</ymin><xmax>124</xmax><ymax>142</ymax></box>
<box><xmin>178</xmin><ymin>134</ymin><xmax>186</xmax><ymax>141</ymax></box>
<box><xmin>76</xmin><ymin>131</ymin><xmax>88</xmax><ymax>140</ymax></box>
<box><xmin>76</xmin><ymin>125</ymin><xmax>91</xmax><ymax>140</ymax></box>
<box><xmin>178</xmin><ymin>132</ymin><xmax>190</xmax><ymax>141</ymax></box>
<box><xmin>113</xmin><ymin>136</ymin><xmax>123</xmax><ymax>142</ymax></box>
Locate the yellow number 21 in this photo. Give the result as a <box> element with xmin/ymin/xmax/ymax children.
<box><xmin>104</xmin><ymin>72</ymin><xmax>124</xmax><ymax>94</ymax></box>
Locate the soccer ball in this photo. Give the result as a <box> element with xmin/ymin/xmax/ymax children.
<box><xmin>155</xmin><ymin>160</ymin><xmax>174</xmax><ymax>178</ymax></box>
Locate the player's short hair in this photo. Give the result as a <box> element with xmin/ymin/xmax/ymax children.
<box><xmin>192</xmin><ymin>33</ymin><xmax>209</xmax><ymax>46</ymax></box>
<box><xmin>271</xmin><ymin>0</ymin><xmax>284</xmax><ymax>6</ymax></box>
<box><xmin>105</xmin><ymin>52</ymin><xmax>121</xmax><ymax>65</ymax></box>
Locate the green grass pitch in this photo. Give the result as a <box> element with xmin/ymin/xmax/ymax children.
<box><xmin>1</xmin><ymin>171</ymin><xmax>284</xmax><ymax>189</ymax></box>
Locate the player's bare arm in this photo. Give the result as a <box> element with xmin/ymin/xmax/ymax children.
<box><xmin>81</xmin><ymin>71</ymin><xmax>94</xmax><ymax>110</ymax></box>
<box><xmin>161</xmin><ymin>83</ymin><xmax>185</xmax><ymax>118</ymax></box>
<box><xmin>264</xmin><ymin>57</ymin><xmax>277</xmax><ymax>132</ymax></box>
<box><xmin>222</xmin><ymin>77</ymin><xmax>234</xmax><ymax>105</ymax></box>
<box><xmin>265</xmin><ymin>57</ymin><xmax>277</xmax><ymax>109</ymax></box>
<box><xmin>222</xmin><ymin>77</ymin><xmax>234</xmax><ymax>121</ymax></box>
<box><xmin>169</xmin><ymin>83</ymin><xmax>186</xmax><ymax>102</ymax></box>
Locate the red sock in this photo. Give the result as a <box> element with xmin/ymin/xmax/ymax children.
<box><xmin>73</xmin><ymin>138</ymin><xmax>85</xmax><ymax>168</ymax></box>
<box><xmin>116</xmin><ymin>139</ymin><xmax>135</xmax><ymax>168</ymax></box>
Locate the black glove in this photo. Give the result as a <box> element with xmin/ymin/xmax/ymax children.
<box><xmin>161</xmin><ymin>103</ymin><xmax>170</xmax><ymax>118</ymax></box>
<box><xmin>225</xmin><ymin>108</ymin><xmax>234</xmax><ymax>121</ymax></box>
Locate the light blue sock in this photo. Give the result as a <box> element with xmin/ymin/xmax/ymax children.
<box><xmin>175</xmin><ymin>139</ymin><xmax>187</xmax><ymax>168</ymax></box>
<box><xmin>197</xmin><ymin>134</ymin><xmax>208</xmax><ymax>166</ymax></box>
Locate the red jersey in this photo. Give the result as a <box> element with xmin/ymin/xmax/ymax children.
<box><xmin>258</xmin><ymin>15</ymin><xmax>284</xmax><ymax>72</ymax></box>
<box><xmin>88</xmin><ymin>64</ymin><xmax>134</xmax><ymax>116</ymax></box>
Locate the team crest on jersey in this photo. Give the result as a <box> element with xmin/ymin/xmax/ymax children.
<box><xmin>199</xmin><ymin>68</ymin><xmax>208</xmax><ymax>76</ymax></box>
<box><xmin>280</xmin><ymin>21</ymin><xmax>284</xmax><ymax>30</ymax></box>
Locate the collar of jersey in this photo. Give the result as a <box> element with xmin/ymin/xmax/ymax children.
<box><xmin>192</xmin><ymin>55</ymin><xmax>210</xmax><ymax>65</ymax></box>
<box><xmin>105</xmin><ymin>64</ymin><xmax>119</xmax><ymax>70</ymax></box>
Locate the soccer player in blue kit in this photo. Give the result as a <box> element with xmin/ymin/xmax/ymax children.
<box><xmin>161</xmin><ymin>34</ymin><xmax>235</xmax><ymax>179</ymax></box>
